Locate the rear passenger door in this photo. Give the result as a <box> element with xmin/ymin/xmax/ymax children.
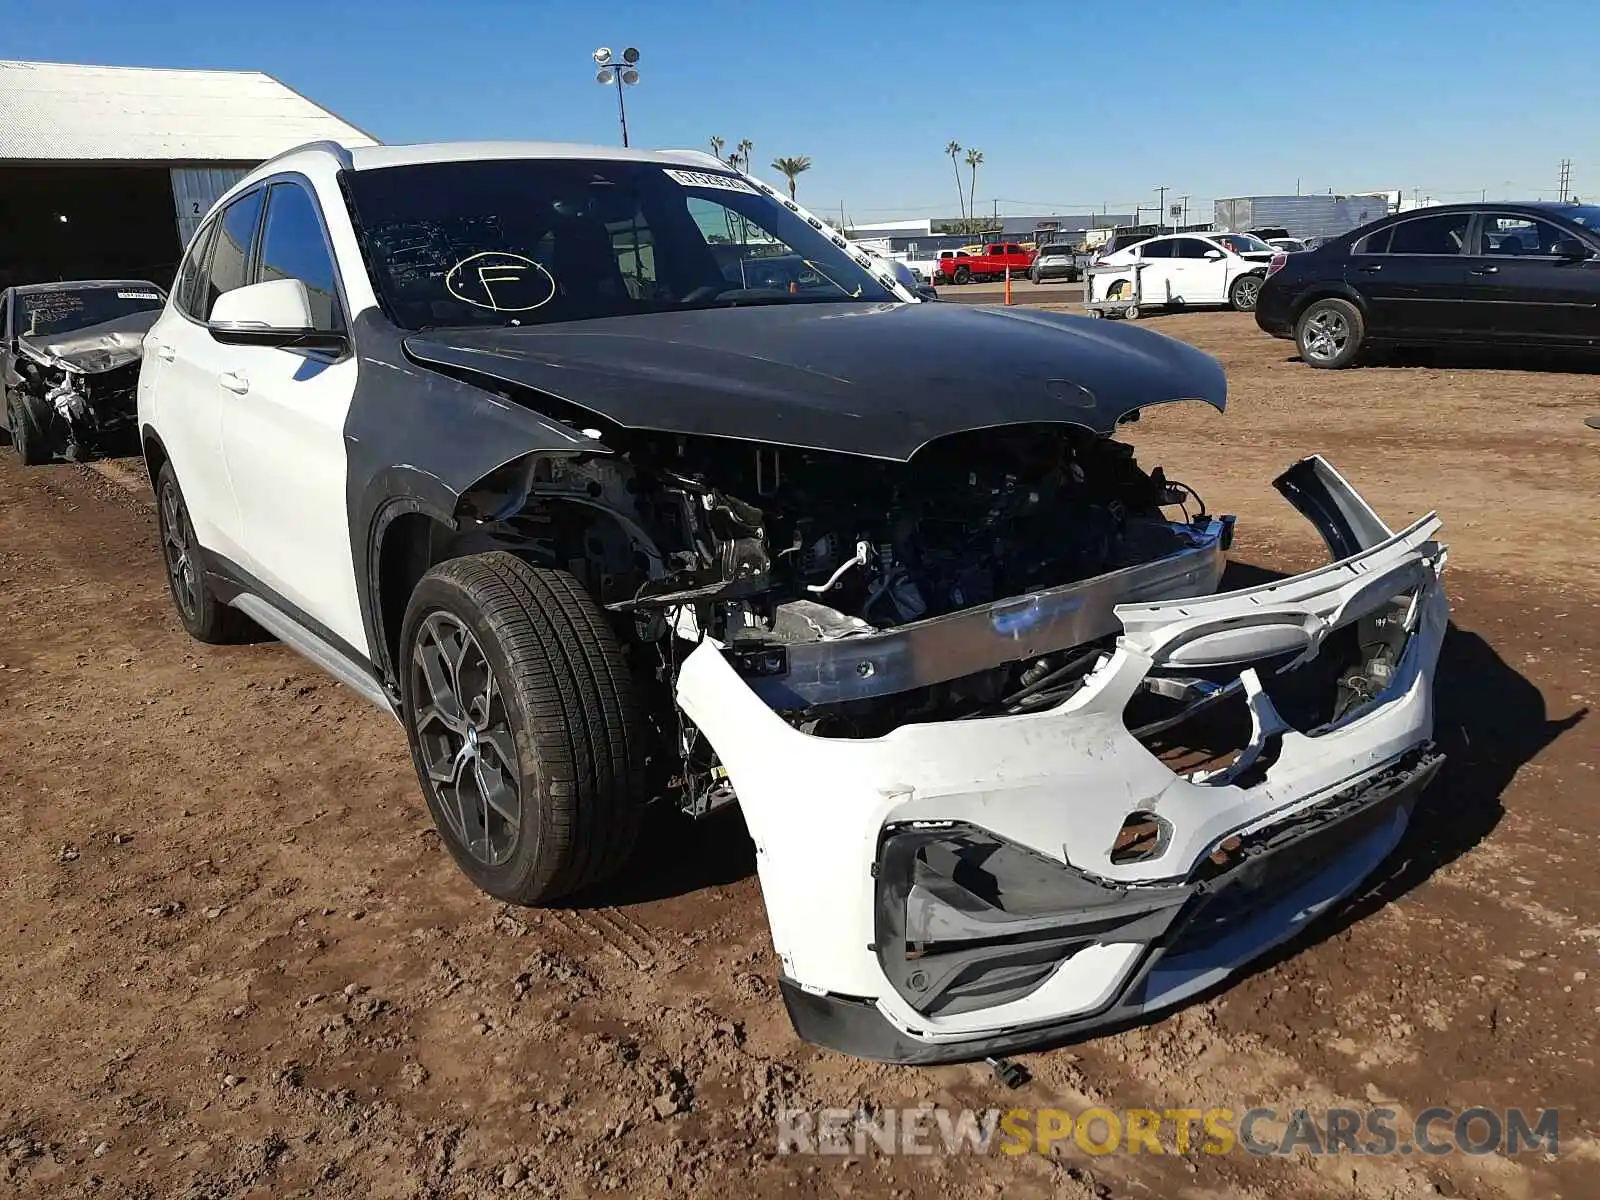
<box><xmin>1345</xmin><ymin>212</ymin><xmax>1472</xmax><ymax>340</ymax></box>
<box><xmin>153</xmin><ymin>189</ymin><xmax>264</xmax><ymax>565</ymax></box>
<box><xmin>1458</xmin><ymin>213</ymin><xmax>1600</xmax><ymax>347</ymax></box>
<box><xmin>217</xmin><ymin>179</ymin><xmax>366</xmax><ymax>655</ymax></box>
<box><xmin>1135</xmin><ymin>239</ymin><xmax>1174</xmax><ymax>303</ymax></box>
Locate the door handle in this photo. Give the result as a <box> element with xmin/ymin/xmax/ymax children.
<box><xmin>1469</xmin><ymin>265</ymin><xmax>1499</xmax><ymax>275</ymax></box>
<box><xmin>152</xmin><ymin>343</ymin><xmax>176</xmax><ymax>362</ymax></box>
<box><xmin>1357</xmin><ymin>264</ymin><xmax>1383</xmax><ymax>273</ymax></box>
<box><xmin>219</xmin><ymin>371</ymin><xmax>250</xmax><ymax>395</ymax></box>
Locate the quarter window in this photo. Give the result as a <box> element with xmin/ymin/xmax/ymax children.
<box><xmin>202</xmin><ymin>190</ymin><xmax>265</xmax><ymax>319</ymax></box>
<box><xmin>1384</xmin><ymin>213</ymin><xmax>1470</xmax><ymax>255</ymax></box>
<box><xmin>258</xmin><ymin>183</ymin><xmax>343</xmax><ymax>331</ymax></box>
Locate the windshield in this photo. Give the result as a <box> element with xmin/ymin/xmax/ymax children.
<box><xmin>17</xmin><ymin>285</ymin><xmax>165</xmax><ymax>339</ymax></box>
<box><xmin>1562</xmin><ymin>205</ymin><xmax>1600</xmax><ymax>230</ymax></box>
<box><xmin>1217</xmin><ymin>233</ymin><xmax>1274</xmax><ymax>254</ymax></box>
<box><xmin>345</xmin><ymin>158</ymin><xmax>901</xmax><ymax>330</ymax></box>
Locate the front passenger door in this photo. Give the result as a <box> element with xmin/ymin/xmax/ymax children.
<box><xmin>1458</xmin><ymin>214</ymin><xmax>1600</xmax><ymax>347</ymax></box>
<box><xmin>217</xmin><ymin>180</ymin><xmax>366</xmax><ymax>656</ymax></box>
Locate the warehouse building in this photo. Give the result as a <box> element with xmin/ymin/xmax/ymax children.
<box><xmin>0</xmin><ymin>59</ymin><xmax>377</xmax><ymax>290</ymax></box>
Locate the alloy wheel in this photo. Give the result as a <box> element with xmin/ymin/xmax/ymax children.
<box><xmin>1234</xmin><ymin>276</ymin><xmax>1261</xmax><ymax>309</ymax></box>
<box><xmin>410</xmin><ymin>611</ymin><xmax>522</xmax><ymax>866</ymax></box>
<box><xmin>1302</xmin><ymin>309</ymin><xmax>1350</xmax><ymax>362</ymax></box>
<box><xmin>159</xmin><ymin>482</ymin><xmax>199</xmax><ymax>621</ymax></box>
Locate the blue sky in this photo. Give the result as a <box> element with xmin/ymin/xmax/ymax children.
<box><xmin>9</xmin><ymin>0</ymin><xmax>1597</xmax><ymax>220</ymax></box>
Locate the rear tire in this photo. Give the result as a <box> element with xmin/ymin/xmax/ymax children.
<box><xmin>399</xmin><ymin>553</ymin><xmax>647</xmax><ymax>905</ymax></box>
<box><xmin>155</xmin><ymin>462</ymin><xmax>254</xmax><ymax>643</ymax></box>
<box><xmin>8</xmin><ymin>388</ymin><xmax>53</xmax><ymax>466</ymax></box>
<box><xmin>1229</xmin><ymin>273</ymin><xmax>1264</xmax><ymax>312</ymax></box>
<box><xmin>1295</xmin><ymin>298</ymin><xmax>1365</xmax><ymax>369</ymax></box>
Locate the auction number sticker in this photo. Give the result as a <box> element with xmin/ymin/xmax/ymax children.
<box><xmin>118</xmin><ymin>291</ymin><xmax>162</xmax><ymax>300</ymax></box>
<box><xmin>663</xmin><ymin>169</ymin><xmax>757</xmax><ymax>194</ymax></box>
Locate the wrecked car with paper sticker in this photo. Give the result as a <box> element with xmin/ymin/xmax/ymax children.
<box><xmin>137</xmin><ymin>141</ymin><xmax>1448</xmax><ymax>1063</ymax></box>
<box><xmin>3</xmin><ymin>280</ymin><xmax>166</xmax><ymax>464</ymax></box>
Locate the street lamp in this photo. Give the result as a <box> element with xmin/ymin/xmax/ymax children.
<box><xmin>593</xmin><ymin>46</ymin><xmax>640</xmax><ymax>148</ymax></box>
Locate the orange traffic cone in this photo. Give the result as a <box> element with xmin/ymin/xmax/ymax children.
<box><xmin>1004</xmin><ymin>267</ymin><xmax>1014</xmax><ymax>306</ymax></box>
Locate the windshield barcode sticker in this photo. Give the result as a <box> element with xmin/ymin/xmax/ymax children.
<box><xmin>663</xmin><ymin>169</ymin><xmax>757</xmax><ymax>194</ymax></box>
<box><xmin>117</xmin><ymin>291</ymin><xmax>161</xmax><ymax>300</ymax></box>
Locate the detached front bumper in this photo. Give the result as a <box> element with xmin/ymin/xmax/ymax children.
<box><xmin>676</xmin><ymin>457</ymin><xmax>1448</xmax><ymax>1063</ymax></box>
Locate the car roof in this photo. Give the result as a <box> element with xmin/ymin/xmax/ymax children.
<box><xmin>256</xmin><ymin>138</ymin><xmax>730</xmax><ymax>176</ymax></box>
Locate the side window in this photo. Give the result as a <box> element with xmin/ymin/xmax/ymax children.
<box><xmin>1354</xmin><ymin>227</ymin><xmax>1392</xmax><ymax>254</ymax></box>
<box><xmin>1173</xmin><ymin>238</ymin><xmax>1213</xmax><ymax>259</ymax></box>
<box><xmin>258</xmin><ymin>183</ymin><xmax>343</xmax><ymax>330</ymax></box>
<box><xmin>174</xmin><ymin>219</ymin><xmax>218</xmax><ymax>320</ymax></box>
<box><xmin>1479</xmin><ymin>215</ymin><xmax>1567</xmax><ymax>256</ymax></box>
<box><xmin>1386</xmin><ymin>213</ymin><xmax>1470</xmax><ymax>256</ymax></box>
<box><xmin>1139</xmin><ymin>240</ymin><xmax>1172</xmax><ymax>259</ymax></box>
<box><xmin>202</xmin><ymin>189</ymin><xmax>265</xmax><ymax>319</ymax></box>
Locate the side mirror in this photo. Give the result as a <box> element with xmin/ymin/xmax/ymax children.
<box><xmin>1550</xmin><ymin>237</ymin><xmax>1593</xmax><ymax>261</ymax></box>
<box><xmin>1203</xmin><ymin>249</ymin><xmax>1225</xmax><ymax>260</ymax></box>
<box><xmin>208</xmin><ymin>278</ymin><xmax>346</xmax><ymax>351</ymax></box>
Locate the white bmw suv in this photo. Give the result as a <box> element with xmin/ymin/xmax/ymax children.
<box><xmin>138</xmin><ymin>140</ymin><xmax>1448</xmax><ymax>1064</ymax></box>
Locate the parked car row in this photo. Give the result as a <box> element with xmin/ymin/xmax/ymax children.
<box><xmin>1256</xmin><ymin>201</ymin><xmax>1600</xmax><ymax>367</ymax></box>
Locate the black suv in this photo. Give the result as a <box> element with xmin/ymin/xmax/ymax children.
<box><xmin>1255</xmin><ymin>202</ymin><xmax>1600</xmax><ymax>368</ymax></box>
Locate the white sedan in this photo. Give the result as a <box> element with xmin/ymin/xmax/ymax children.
<box><xmin>1095</xmin><ymin>231</ymin><xmax>1276</xmax><ymax>313</ymax></box>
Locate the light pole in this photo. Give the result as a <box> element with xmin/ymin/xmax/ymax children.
<box><xmin>593</xmin><ymin>46</ymin><xmax>640</xmax><ymax>147</ymax></box>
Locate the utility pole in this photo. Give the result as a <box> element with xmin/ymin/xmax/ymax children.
<box><xmin>1176</xmin><ymin>194</ymin><xmax>1191</xmax><ymax>228</ymax></box>
<box><xmin>1155</xmin><ymin>185</ymin><xmax>1168</xmax><ymax>231</ymax></box>
<box><xmin>1558</xmin><ymin>158</ymin><xmax>1572</xmax><ymax>202</ymax></box>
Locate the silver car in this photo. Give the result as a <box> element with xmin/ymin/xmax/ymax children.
<box><xmin>1029</xmin><ymin>243</ymin><xmax>1084</xmax><ymax>283</ymax></box>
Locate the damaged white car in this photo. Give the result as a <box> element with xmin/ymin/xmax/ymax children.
<box><xmin>137</xmin><ymin>140</ymin><xmax>1447</xmax><ymax>1063</ymax></box>
<box><xmin>2</xmin><ymin>280</ymin><xmax>167</xmax><ymax>464</ymax></box>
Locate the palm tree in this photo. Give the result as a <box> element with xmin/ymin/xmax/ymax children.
<box><xmin>770</xmin><ymin>156</ymin><xmax>812</xmax><ymax>201</ymax></box>
<box><xmin>709</xmin><ymin>135</ymin><xmax>725</xmax><ymax>161</ymax></box>
<box><xmin>964</xmin><ymin>148</ymin><xmax>984</xmax><ymax>226</ymax></box>
<box><xmin>736</xmin><ymin>138</ymin><xmax>754</xmax><ymax>171</ymax></box>
<box><xmin>945</xmin><ymin>141</ymin><xmax>965</xmax><ymax>219</ymax></box>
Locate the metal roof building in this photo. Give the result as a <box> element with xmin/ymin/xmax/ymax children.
<box><xmin>0</xmin><ymin>59</ymin><xmax>378</xmax><ymax>288</ymax></box>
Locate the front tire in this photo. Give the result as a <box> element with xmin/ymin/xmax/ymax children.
<box><xmin>399</xmin><ymin>554</ymin><xmax>647</xmax><ymax>905</ymax></box>
<box><xmin>155</xmin><ymin>462</ymin><xmax>253</xmax><ymax>643</ymax></box>
<box><xmin>8</xmin><ymin>388</ymin><xmax>53</xmax><ymax>466</ymax></box>
<box><xmin>953</xmin><ymin>265</ymin><xmax>971</xmax><ymax>284</ymax></box>
<box><xmin>1229</xmin><ymin>273</ymin><xmax>1264</xmax><ymax>312</ymax></box>
<box><xmin>1295</xmin><ymin>298</ymin><xmax>1365</xmax><ymax>369</ymax></box>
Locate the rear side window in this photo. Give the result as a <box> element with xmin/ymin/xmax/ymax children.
<box><xmin>1384</xmin><ymin>213</ymin><xmax>1470</xmax><ymax>255</ymax></box>
<box><xmin>1354</xmin><ymin>227</ymin><xmax>1392</xmax><ymax>254</ymax></box>
<box><xmin>1173</xmin><ymin>238</ymin><xmax>1213</xmax><ymax>259</ymax></box>
<box><xmin>174</xmin><ymin>219</ymin><xmax>218</xmax><ymax>321</ymax></box>
<box><xmin>202</xmin><ymin>189</ymin><xmax>265</xmax><ymax>319</ymax></box>
<box><xmin>1138</xmin><ymin>240</ymin><xmax>1172</xmax><ymax>259</ymax></box>
<box><xmin>258</xmin><ymin>183</ymin><xmax>343</xmax><ymax>331</ymax></box>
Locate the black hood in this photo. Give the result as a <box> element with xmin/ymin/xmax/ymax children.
<box><xmin>404</xmin><ymin>302</ymin><xmax>1226</xmax><ymax>461</ymax></box>
<box><xmin>18</xmin><ymin>310</ymin><xmax>159</xmax><ymax>374</ymax></box>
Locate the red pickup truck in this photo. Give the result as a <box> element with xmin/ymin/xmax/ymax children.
<box><xmin>937</xmin><ymin>243</ymin><xmax>1035</xmax><ymax>284</ymax></box>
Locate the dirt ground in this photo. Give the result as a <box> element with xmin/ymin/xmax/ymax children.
<box><xmin>1</xmin><ymin>312</ymin><xmax>1597</xmax><ymax>1199</ymax></box>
